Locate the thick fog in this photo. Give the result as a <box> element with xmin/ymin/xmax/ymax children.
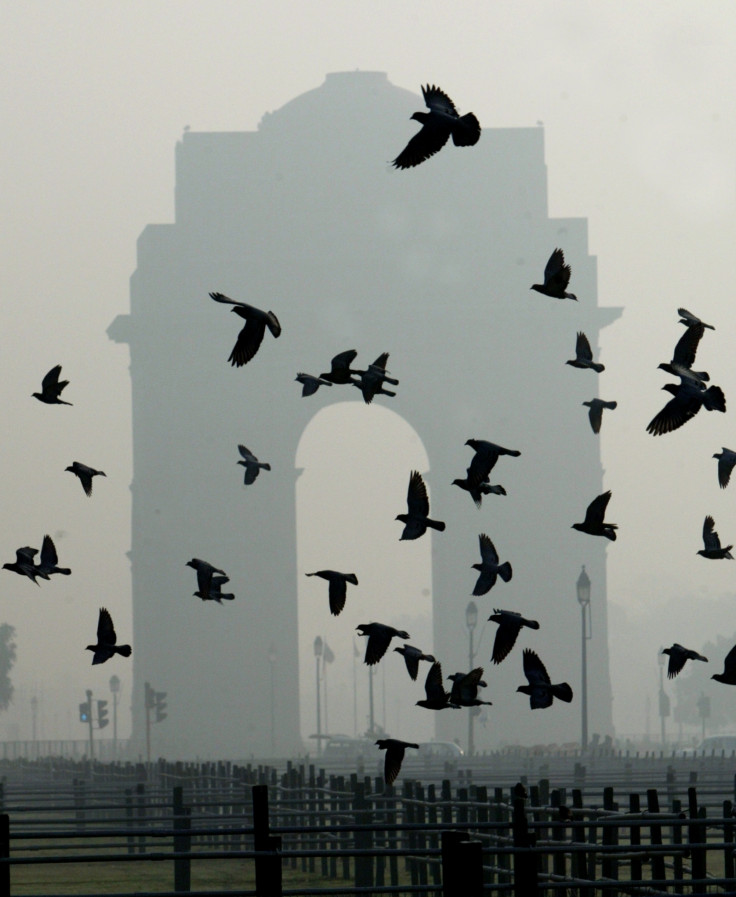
<box><xmin>1</xmin><ymin>3</ymin><xmax>735</xmax><ymax>757</ymax></box>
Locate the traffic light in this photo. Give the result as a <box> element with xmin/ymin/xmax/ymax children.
<box><xmin>79</xmin><ymin>701</ymin><xmax>90</xmax><ymax>723</ymax></box>
<box><xmin>97</xmin><ymin>699</ymin><xmax>109</xmax><ymax>729</ymax></box>
<box><xmin>155</xmin><ymin>691</ymin><xmax>167</xmax><ymax>723</ymax></box>
<box><xmin>144</xmin><ymin>681</ymin><xmax>155</xmax><ymax>709</ymax></box>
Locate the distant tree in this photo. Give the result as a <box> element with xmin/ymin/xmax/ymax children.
<box><xmin>673</xmin><ymin>632</ymin><xmax>736</xmax><ymax>734</ymax></box>
<box><xmin>0</xmin><ymin>624</ymin><xmax>17</xmax><ymax>712</ymax></box>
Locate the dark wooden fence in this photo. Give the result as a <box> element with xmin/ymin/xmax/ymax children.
<box><xmin>1</xmin><ymin>757</ymin><xmax>736</xmax><ymax>895</ymax></box>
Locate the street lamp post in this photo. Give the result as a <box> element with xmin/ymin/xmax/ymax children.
<box><xmin>109</xmin><ymin>675</ymin><xmax>120</xmax><ymax>758</ymax></box>
<box><xmin>466</xmin><ymin>601</ymin><xmax>478</xmax><ymax>756</ymax></box>
<box><xmin>268</xmin><ymin>644</ymin><xmax>277</xmax><ymax>756</ymax></box>
<box><xmin>658</xmin><ymin>648</ymin><xmax>669</xmax><ymax>747</ymax></box>
<box><xmin>314</xmin><ymin>636</ymin><xmax>323</xmax><ymax>756</ymax></box>
<box><xmin>576</xmin><ymin>566</ymin><xmax>592</xmax><ymax>750</ymax></box>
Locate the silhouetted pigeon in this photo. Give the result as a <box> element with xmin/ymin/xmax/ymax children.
<box><xmin>194</xmin><ymin>574</ymin><xmax>234</xmax><ymax>603</ymax></box>
<box><xmin>416</xmin><ymin>662</ymin><xmax>460</xmax><ymax>710</ymax></box>
<box><xmin>392</xmin><ymin>85</ymin><xmax>480</xmax><ymax>169</ymax></box>
<box><xmin>356</xmin><ymin>623</ymin><xmax>409</xmax><ymax>665</ymax></box>
<box><xmin>393</xmin><ymin>644</ymin><xmax>436</xmax><ymax>681</ymax></box>
<box><xmin>662</xmin><ymin>643</ymin><xmax>708</xmax><ymax>679</ymax></box>
<box><xmin>657</xmin><ymin>322</ymin><xmax>709</xmax><ymax>386</ymax></box>
<box><xmin>209</xmin><ymin>291</ymin><xmax>281</xmax><ymax>366</ymax></box>
<box><xmin>488</xmin><ymin>609</ymin><xmax>540</xmax><ymax>665</ymax></box>
<box><xmin>465</xmin><ymin>440</ymin><xmax>521</xmax><ymax>480</ymax></box>
<box><xmin>237</xmin><ymin>444</ymin><xmax>271</xmax><ymax>485</ymax></box>
<box><xmin>452</xmin><ymin>474</ymin><xmax>506</xmax><ymax>508</ymax></box>
<box><xmin>2</xmin><ymin>547</ymin><xmax>47</xmax><ymax>585</ymax></box>
<box><xmin>351</xmin><ymin>352</ymin><xmax>398</xmax><ymax>404</ymax></box>
<box><xmin>530</xmin><ymin>249</ymin><xmax>577</xmax><ymax>300</ymax></box>
<box><xmin>712</xmin><ymin>644</ymin><xmax>736</xmax><ymax>685</ymax></box>
<box><xmin>582</xmin><ymin>399</ymin><xmax>617</xmax><ymax>434</ymax></box>
<box><xmin>65</xmin><ymin>462</ymin><xmax>106</xmax><ymax>497</ymax></box>
<box><xmin>517</xmin><ymin>649</ymin><xmax>573</xmax><ymax>709</ymax></box>
<box><xmin>186</xmin><ymin>558</ymin><xmax>226</xmax><ymax>577</ymax></box>
<box><xmin>86</xmin><ymin>608</ymin><xmax>131</xmax><ymax>665</ymax></box>
<box><xmin>646</xmin><ymin>381</ymin><xmax>725</xmax><ymax>436</ymax></box>
<box><xmin>306</xmin><ymin>570</ymin><xmax>358</xmax><ymax>616</ymax></box>
<box><xmin>295</xmin><ymin>373</ymin><xmax>333</xmax><ymax>397</ymax></box>
<box><xmin>33</xmin><ymin>365</ymin><xmax>72</xmax><ymax>405</ymax></box>
<box><xmin>376</xmin><ymin>738</ymin><xmax>419</xmax><ymax>785</ymax></box>
<box><xmin>678</xmin><ymin>307</ymin><xmax>714</xmax><ymax>330</ymax></box>
<box><xmin>186</xmin><ymin>558</ymin><xmax>226</xmax><ymax>599</ymax></box>
<box><xmin>566</xmin><ymin>332</ymin><xmax>604</xmax><ymax>373</ymax></box>
<box><xmin>396</xmin><ymin>471</ymin><xmax>445</xmax><ymax>540</ymax></box>
<box><xmin>35</xmin><ymin>535</ymin><xmax>71</xmax><ymax>578</ymax></box>
<box><xmin>697</xmin><ymin>515</ymin><xmax>733</xmax><ymax>559</ymax></box>
<box><xmin>319</xmin><ymin>349</ymin><xmax>363</xmax><ymax>385</ymax></box>
<box><xmin>471</xmin><ymin>533</ymin><xmax>512</xmax><ymax>595</ymax></box>
<box><xmin>448</xmin><ymin>668</ymin><xmax>492</xmax><ymax>707</ymax></box>
<box><xmin>572</xmin><ymin>491</ymin><xmax>617</xmax><ymax>541</ymax></box>
<box><xmin>713</xmin><ymin>448</ymin><xmax>736</xmax><ymax>489</ymax></box>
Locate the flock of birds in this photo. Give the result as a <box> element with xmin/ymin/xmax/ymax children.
<box><xmin>8</xmin><ymin>83</ymin><xmax>736</xmax><ymax>784</ymax></box>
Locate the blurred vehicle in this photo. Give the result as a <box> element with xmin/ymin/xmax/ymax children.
<box><xmin>321</xmin><ymin>735</ymin><xmax>374</xmax><ymax>760</ymax></box>
<box><xmin>417</xmin><ymin>741</ymin><xmax>464</xmax><ymax>760</ymax></box>
<box><xmin>677</xmin><ymin>734</ymin><xmax>736</xmax><ymax>757</ymax></box>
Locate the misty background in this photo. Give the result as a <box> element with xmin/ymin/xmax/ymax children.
<box><xmin>1</xmin><ymin>3</ymin><xmax>735</xmax><ymax>754</ymax></box>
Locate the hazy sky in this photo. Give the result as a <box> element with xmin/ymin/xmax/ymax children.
<box><xmin>2</xmin><ymin>2</ymin><xmax>735</xmax><ymax>745</ymax></box>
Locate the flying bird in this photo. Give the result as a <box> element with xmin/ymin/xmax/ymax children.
<box><xmin>712</xmin><ymin>644</ymin><xmax>736</xmax><ymax>685</ymax></box>
<box><xmin>448</xmin><ymin>668</ymin><xmax>492</xmax><ymax>707</ymax></box>
<box><xmin>572</xmin><ymin>491</ymin><xmax>617</xmax><ymax>541</ymax></box>
<box><xmin>646</xmin><ymin>380</ymin><xmax>725</xmax><ymax>436</ymax></box>
<box><xmin>2</xmin><ymin>547</ymin><xmax>47</xmax><ymax>585</ymax></box>
<box><xmin>452</xmin><ymin>475</ymin><xmax>506</xmax><ymax>508</ymax></box>
<box><xmin>33</xmin><ymin>365</ymin><xmax>72</xmax><ymax>405</ymax></box>
<box><xmin>713</xmin><ymin>448</ymin><xmax>736</xmax><ymax>489</ymax></box>
<box><xmin>657</xmin><ymin>322</ymin><xmax>709</xmax><ymax>386</ymax></box>
<box><xmin>306</xmin><ymin>570</ymin><xmax>358</xmax><ymax>616</ymax></box>
<box><xmin>186</xmin><ymin>558</ymin><xmax>227</xmax><ymax>599</ymax></box>
<box><xmin>517</xmin><ymin>649</ymin><xmax>573</xmax><ymax>709</ymax></box>
<box><xmin>661</xmin><ymin>643</ymin><xmax>708</xmax><ymax>679</ymax></box>
<box><xmin>582</xmin><ymin>399</ymin><xmax>617</xmax><ymax>434</ymax></box>
<box><xmin>351</xmin><ymin>352</ymin><xmax>398</xmax><ymax>404</ymax></box>
<box><xmin>416</xmin><ymin>661</ymin><xmax>460</xmax><ymax>710</ymax></box>
<box><xmin>194</xmin><ymin>574</ymin><xmax>234</xmax><ymax>603</ymax></box>
<box><xmin>295</xmin><ymin>373</ymin><xmax>333</xmax><ymax>397</ymax></box>
<box><xmin>471</xmin><ymin>533</ymin><xmax>512</xmax><ymax>596</ymax></box>
<box><xmin>566</xmin><ymin>332</ymin><xmax>604</xmax><ymax>373</ymax></box>
<box><xmin>320</xmin><ymin>350</ymin><xmax>363</xmax><ymax>385</ymax></box>
<box><xmin>678</xmin><ymin>307</ymin><xmax>714</xmax><ymax>330</ymax></box>
<box><xmin>697</xmin><ymin>515</ymin><xmax>733</xmax><ymax>559</ymax></box>
<box><xmin>65</xmin><ymin>462</ymin><xmax>106</xmax><ymax>497</ymax></box>
<box><xmin>375</xmin><ymin>738</ymin><xmax>419</xmax><ymax>785</ymax></box>
<box><xmin>35</xmin><ymin>535</ymin><xmax>71</xmax><ymax>578</ymax></box>
<box><xmin>186</xmin><ymin>558</ymin><xmax>226</xmax><ymax>578</ymax></box>
<box><xmin>392</xmin><ymin>84</ymin><xmax>480</xmax><ymax>170</ymax></box>
<box><xmin>393</xmin><ymin>644</ymin><xmax>436</xmax><ymax>681</ymax></box>
<box><xmin>356</xmin><ymin>623</ymin><xmax>409</xmax><ymax>665</ymax></box>
<box><xmin>465</xmin><ymin>440</ymin><xmax>521</xmax><ymax>478</ymax></box>
<box><xmin>488</xmin><ymin>609</ymin><xmax>540</xmax><ymax>665</ymax></box>
<box><xmin>209</xmin><ymin>291</ymin><xmax>281</xmax><ymax>366</ymax></box>
<box><xmin>86</xmin><ymin>607</ymin><xmax>131</xmax><ymax>665</ymax></box>
<box><xmin>237</xmin><ymin>444</ymin><xmax>271</xmax><ymax>485</ymax></box>
<box><xmin>530</xmin><ymin>249</ymin><xmax>577</xmax><ymax>300</ymax></box>
<box><xmin>396</xmin><ymin>471</ymin><xmax>445</xmax><ymax>540</ymax></box>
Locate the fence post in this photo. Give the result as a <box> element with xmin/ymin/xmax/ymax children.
<box><xmin>441</xmin><ymin>830</ymin><xmax>482</xmax><ymax>897</ymax></box>
<box><xmin>173</xmin><ymin>785</ymin><xmax>191</xmax><ymax>893</ymax></box>
<box><xmin>0</xmin><ymin>814</ymin><xmax>9</xmax><ymax>897</ymax></box>
<box><xmin>353</xmin><ymin>780</ymin><xmax>373</xmax><ymax>892</ymax></box>
<box><xmin>253</xmin><ymin>783</ymin><xmax>282</xmax><ymax>897</ymax></box>
<box><xmin>512</xmin><ymin>792</ymin><xmax>537</xmax><ymax>897</ymax></box>
<box><xmin>646</xmin><ymin>789</ymin><xmax>665</xmax><ymax>886</ymax></box>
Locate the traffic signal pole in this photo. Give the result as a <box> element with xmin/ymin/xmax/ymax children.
<box><xmin>86</xmin><ymin>689</ymin><xmax>94</xmax><ymax>759</ymax></box>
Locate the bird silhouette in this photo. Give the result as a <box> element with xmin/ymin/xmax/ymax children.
<box><xmin>209</xmin><ymin>291</ymin><xmax>281</xmax><ymax>366</ymax></box>
<box><xmin>392</xmin><ymin>85</ymin><xmax>480</xmax><ymax>169</ymax></box>
<box><xmin>393</xmin><ymin>644</ymin><xmax>436</xmax><ymax>681</ymax></box>
<box><xmin>712</xmin><ymin>644</ymin><xmax>736</xmax><ymax>685</ymax></box>
<box><xmin>295</xmin><ymin>373</ymin><xmax>333</xmax><ymax>397</ymax></box>
<box><xmin>396</xmin><ymin>471</ymin><xmax>445</xmax><ymax>540</ymax></box>
<box><xmin>452</xmin><ymin>475</ymin><xmax>506</xmax><ymax>508</ymax></box>
<box><xmin>35</xmin><ymin>535</ymin><xmax>71</xmax><ymax>578</ymax></box>
<box><xmin>582</xmin><ymin>399</ymin><xmax>617</xmax><ymax>434</ymax></box>
<box><xmin>375</xmin><ymin>738</ymin><xmax>419</xmax><ymax>785</ymax></box>
<box><xmin>661</xmin><ymin>643</ymin><xmax>708</xmax><ymax>679</ymax></box>
<box><xmin>572</xmin><ymin>491</ymin><xmax>617</xmax><ymax>540</ymax></box>
<box><xmin>65</xmin><ymin>462</ymin><xmax>106</xmax><ymax>497</ymax></box>
<box><xmin>713</xmin><ymin>448</ymin><xmax>736</xmax><ymax>489</ymax></box>
<box><xmin>530</xmin><ymin>249</ymin><xmax>577</xmax><ymax>300</ymax></box>
<box><xmin>186</xmin><ymin>558</ymin><xmax>226</xmax><ymax>599</ymax></box>
<box><xmin>2</xmin><ymin>547</ymin><xmax>47</xmax><ymax>585</ymax></box>
<box><xmin>237</xmin><ymin>444</ymin><xmax>271</xmax><ymax>485</ymax></box>
<box><xmin>517</xmin><ymin>649</ymin><xmax>573</xmax><ymax>709</ymax></box>
<box><xmin>319</xmin><ymin>349</ymin><xmax>363</xmax><ymax>384</ymax></box>
<box><xmin>488</xmin><ymin>609</ymin><xmax>540</xmax><ymax>664</ymax></box>
<box><xmin>416</xmin><ymin>661</ymin><xmax>460</xmax><ymax>710</ymax></box>
<box><xmin>194</xmin><ymin>574</ymin><xmax>234</xmax><ymax>603</ymax></box>
<box><xmin>697</xmin><ymin>515</ymin><xmax>733</xmax><ymax>559</ymax></box>
<box><xmin>33</xmin><ymin>365</ymin><xmax>72</xmax><ymax>405</ymax></box>
<box><xmin>306</xmin><ymin>570</ymin><xmax>358</xmax><ymax>616</ymax></box>
<box><xmin>351</xmin><ymin>352</ymin><xmax>398</xmax><ymax>404</ymax></box>
<box><xmin>646</xmin><ymin>381</ymin><xmax>726</xmax><ymax>436</ymax></box>
<box><xmin>678</xmin><ymin>307</ymin><xmax>714</xmax><ymax>330</ymax></box>
<box><xmin>356</xmin><ymin>623</ymin><xmax>409</xmax><ymax>665</ymax></box>
<box><xmin>448</xmin><ymin>668</ymin><xmax>492</xmax><ymax>707</ymax></box>
<box><xmin>657</xmin><ymin>322</ymin><xmax>709</xmax><ymax>386</ymax></box>
<box><xmin>566</xmin><ymin>332</ymin><xmax>604</xmax><ymax>373</ymax></box>
<box><xmin>86</xmin><ymin>607</ymin><xmax>131</xmax><ymax>665</ymax></box>
<box><xmin>471</xmin><ymin>533</ymin><xmax>512</xmax><ymax>595</ymax></box>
